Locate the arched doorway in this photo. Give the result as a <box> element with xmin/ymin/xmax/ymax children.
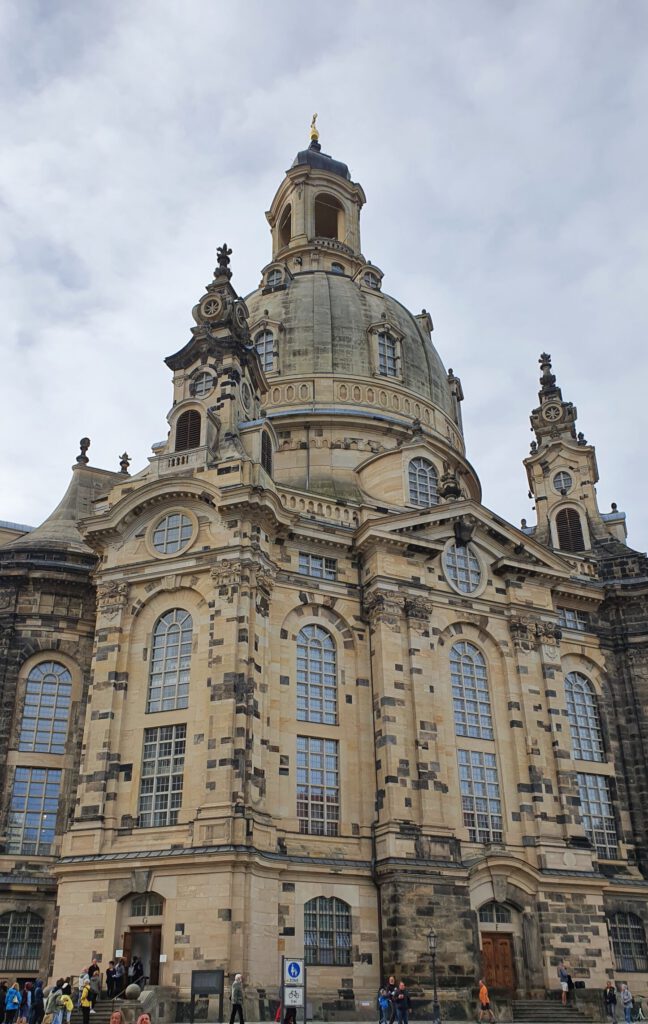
<box><xmin>477</xmin><ymin>902</ymin><xmax>519</xmax><ymax>996</ymax></box>
<box><xmin>120</xmin><ymin>892</ymin><xmax>164</xmax><ymax>985</ymax></box>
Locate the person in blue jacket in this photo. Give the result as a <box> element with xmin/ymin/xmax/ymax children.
<box><xmin>5</xmin><ymin>982</ymin><xmax>21</xmax><ymax>1024</ymax></box>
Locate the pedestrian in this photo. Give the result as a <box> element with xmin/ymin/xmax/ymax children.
<box><xmin>58</xmin><ymin>993</ymin><xmax>72</xmax><ymax>1024</ymax></box>
<box><xmin>135</xmin><ymin>1014</ymin><xmax>151</xmax><ymax>1024</ymax></box>
<box><xmin>5</xmin><ymin>983</ymin><xmax>21</xmax><ymax>1024</ymax></box>
<box><xmin>79</xmin><ymin>979</ymin><xmax>93</xmax><ymax>1024</ymax></box>
<box><xmin>113</xmin><ymin>961</ymin><xmax>125</xmax><ymax>998</ymax></box>
<box><xmin>86</xmin><ymin>962</ymin><xmax>100</xmax><ymax>1011</ymax></box>
<box><xmin>385</xmin><ymin>977</ymin><xmax>398</xmax><ymax>1024</ymax></box>
<box><xmin>109</xmin><ymin>1012</ymin><xmax>126</xmax><ymax>1024</ymax></box>
<box><xmin>29</xmin><ymin>983</ymin><xmax>44</xmax><ymax>1024</ymax></box>
<box><xmin>558</xmin><ymin>962</ymin><xmax>569</xmax><ymax>1007</ymax></box>
<box><xmin>478</xmin><ymin>979</ymin><xmax>495</xmax><ymax>1023</ymax></box>
<box><xmin>605</xmin><ymin>982</ymin><xmax>618</xmax><ymax>1024</ymax></box>
<box><xmin>620</xmin><ymin>984</ymin><xmax>633</xmax><ymax>1024</ymax></box>
<box><xmin>229</xmin><ymin>974</ymin><xmax>244</xmax><ymax>1024</ymax></box>
<box><xmin>19</xmin><ymin>983</ymin><xmax>32</xmax><ymax>1024</ymax></box>
<box><xmin>394</xmin><ymin>982</ymin><xmax>410</xmax><ymax>1024</ymax></box>
<box><xmin>130</xmin><ymin>957</ymin><xmax>144</xmax><ymax>987</ymax></box>
<box><xmin>105</xmin><ymin>963</ymin><xmax>116</xmax><ymax>1000</ymax></box>
<box><xmin>43</xmin><ymin>980</ymin><xmax>63</xmax><ymax>1024</ymax></box>
<box><xmin>378</xmin><ymin>989</ymin><xmax>390</xmax><ymax>1024</ymax></box>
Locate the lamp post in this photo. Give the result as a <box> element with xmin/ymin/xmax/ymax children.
<box><xmin>427</xmin><ymin>929</ymin><xmax>441</xmax><ymax>1024</ymax></box>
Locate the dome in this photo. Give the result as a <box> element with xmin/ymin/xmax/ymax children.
<box><xmin>246</xmin><ymin>271</ymin><xmax>453</xmax><ymax>417</ymax></box>
<box><xmin>291</xmin><ymin>140</ymin><xmax>351</xmax><ymax>181</ymax></box>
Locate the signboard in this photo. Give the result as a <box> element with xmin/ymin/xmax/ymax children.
<box><xmin>284</xmin><ymin>959</ymin><xmax>304</xmax><ymax>985</ymax></box>
<box><xmin>284</xmin><ymin>987</ymin><xmax>304</xmax><ymax>1007</ymax></box>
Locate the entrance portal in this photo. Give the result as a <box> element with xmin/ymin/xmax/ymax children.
<box><xmin>481</xmin><ymin>933</ymin><xmax>516</xmax><ymax>994</ymax></box>
<box><xmin>123</xmin><ymin>926</ymin><xmax>162</xmax><ymax>985</ymax></box>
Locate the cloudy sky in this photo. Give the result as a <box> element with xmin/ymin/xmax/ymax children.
<box><xmin>2</xmin><ymin>1</ymin><xmax>647</xmax><ymax>547</ymax></box>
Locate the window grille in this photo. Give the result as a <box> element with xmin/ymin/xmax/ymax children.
<box><xmin>266</xmin><ymin>269</ymin><xmax>283</xmax><ymax>289</ymax></box>
<box><xmin>138</xmin><ymin>724</ymin><xmax>186</xmax><ymax>828</ymax></box>
<box><xmin>304</xmin><ymin>896</ymin><xmax>351</xmax><ymax>965</ymax></box>
<box><xmin>147</xmin><ymin>609</ymin><xmax>193</xmax><ymax>713</ymax></box>
<box><xmin>451</xmin><ymin>642</ymin><xmax>493</xmax><ymax>740</ymax></box>
<box><xmin>558</xmin><ymin>607</ymin><xmax>591</xmax><ymax>632</ymax></box>
<box><xmin>192</xmin><ymin>372</ymin><xmax>214</xmax><ymax>397</ymax></box>
<box><xmin>130</xmin><ymin>893</ymin><xmax>164</xmax><ymax>917</ymax></box>
<box><xmin>18</xmin><ymin>661</ymin><xmax>71</xmax><ymax>754</ymax></box>
<box><xmin>297</xmin><ymin>737</ymin><xmax>339</xmax><ymax>836</ymax></box>
<box><xmin>553</xmin><ymin>470</ymin><xmax>573</xmax><ymax>493</ymax></box>
<box><xmin>478</xmin><ymin>903</ymin><xmax>511</xmax><ymax>924</ymax></box>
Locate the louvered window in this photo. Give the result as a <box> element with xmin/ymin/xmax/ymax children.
<box><xmin>261</xmin><ymin>432</ymin><xmax>273</xmax><ymax>476</ymax></box>
<box><xmin>556</xmin><ymin>508</ymin><xmax>585</xmax><ymax>551</ymax></box>
<box><xmin>175</xmin><ymin>410</ymin><xmax>201</xmax><ymax>452</ymax></box>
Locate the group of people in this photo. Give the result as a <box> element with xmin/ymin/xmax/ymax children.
<box><xmin>605</xmin><ymin>979</ymin><xmax>640</xmax><ymax>1024</ymax></box>
<box><xmin>377</xmin><ymin>977</ymin><xmax>413</xmax><ymax>1024</ymax></box>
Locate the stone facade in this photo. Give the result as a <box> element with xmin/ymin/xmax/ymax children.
<box><xmin>1</xmin><ymin>133</ymin><xmax>647</xmax><ymax>1018</ymax></box>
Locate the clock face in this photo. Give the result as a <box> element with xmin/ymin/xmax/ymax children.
<box><xmin>543</xmin><ymin>404</ymin><xmax>562</xmax><ymax>422</ymax></box>
<box><xmin>200</xmin><ymin>295</ymin><xmax>223</xmax><ymax>320</ymax></box>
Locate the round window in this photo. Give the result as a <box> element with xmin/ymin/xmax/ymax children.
<box><xmin>553</xmin><ymin>470</ymin><xmax>573</xmax><ymax>494</ymax></box>
<box><xmin>192</xmin><ymin>372</ymin><xmax>214</xmax><ymax>398</ymax></box>
<box><xmin>152</xmin><ymin>513</ymin><xmax>193</xmax><ymax>555</ymax></box>
<box><xmin>444</xmin><ymin>542</ymin><xmax>482</xmax><ymax>594</ymax></box>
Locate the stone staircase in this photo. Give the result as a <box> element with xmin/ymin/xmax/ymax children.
<box><xmin>512</xmin><ymin>999</ymin><xmax>595</xmax><ymax>1023</ymax></box>
<box><xmin>73</xmin><ymin>999</ymin><xmax>130</xmax><ymax>1024</ymax></box>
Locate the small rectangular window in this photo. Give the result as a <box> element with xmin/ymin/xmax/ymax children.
<box><xmin>298</xmin><ymin>552</ymin><xmax>337</xmax><ymax>581</ymax></box>
<box><xmin>558</xmin><ymin>607</ymin><xmax>591</xmax><ymax>632</ymax></box>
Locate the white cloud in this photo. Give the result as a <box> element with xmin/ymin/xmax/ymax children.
<box><xmin>1</xmin><ymin>0</ymin><xmax>647</xmax><ymax>548</ymax></box>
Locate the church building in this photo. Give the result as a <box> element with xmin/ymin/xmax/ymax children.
<box><xmin>1</xmin><ymin>125</ymin><xmax>647</xmax><ymax>1019</ymax></box>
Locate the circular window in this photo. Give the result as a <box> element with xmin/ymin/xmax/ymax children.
<box><xmin>444</xmin><ymin>542</ymin><xmax>482</xmax><ymax>594</ymax></box>
<box><xmin>152</xmin><ymin>513</ymin><xmax>194</xmax><ymax>555</ymax></box>
<box><xmin>192</xmin><ymin>372</ymin><xmax>214</xmax><ymax>398</ymax></box>
<box><xmin>553</xmin><ymin>470</ymin><xmax>573</xmax><ymax>494</ymax></box>
<box><xmin>241</xmin><ymin>381</ymin><xmax>252</xmax><ymax>411</ymax></box>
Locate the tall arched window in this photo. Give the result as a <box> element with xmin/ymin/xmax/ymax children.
<box><xmin>147</xmin><ymin>610</ymin><xmax>193</xmax><ymax>713</ymax></box>
<box><xmin>261</xmin><ymin>432</ymin><xmax>273</xmax><ymax>476</ymax></box>
<box><xmin>255</xmin><ymin>330</ymin><xmax>274</xmax><ymax>373</ymax></box>
<box><xmin>0</xmin><ymin>911</ymin><xmax>43</xmax><ymax>971</ymax></box>
<box><xmin>556</xmin><ymin>508</ymin><xmax>585</xmax><ymax>552</ymax></box>
<box><xmin>408</xmin><ymin>458</ymin><xmax>438</xmax><ymax>506</ymax></box>
<box><xmin>297</xmin><ymin>625</ymin><xmax>337</xmax><ymax>724</ymax></box>
<box><xmin>450</xmin><ymin>642</ymin><xmax>493</xmax><ymax>740</ymax></box>
<box><xmin>378</xmin><ymin>332</ymin><xmax>397</xmax><ymax>376</ymax></box>
<box><xmin>19</xmin><ymin>661</ymin><xmax>72</xmax><ymax>754</ymax></box>
<box><xmin>565</xmin><ymin>671</ymin><xmax>604</xmax><ymax>762</ymax></box>
<box><xmin>175</xmin><ymin>410</ymin><xmax>201</xmax><ymax>452</ymax></box>
<box><xmin>609</xmin><ymin>912</ymin><xmax>648</xmax><ymax>972</ymax></box>
<box><xmin>304</xmin><ymin>897</ymin><xmax>351</xmax><ymax>966</ymax></box>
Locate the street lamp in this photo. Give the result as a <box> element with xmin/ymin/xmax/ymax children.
<box><xmin>427</xmin><ymin>929</ymin><xmax>441</xmax><ymax>1024</ymax></box>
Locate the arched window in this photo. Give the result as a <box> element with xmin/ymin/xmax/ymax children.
<box><xmin>408</xmin><ymin>458</ymin><xmax>438</xmax><ymax>506</ymax></box>
<box><xmin>304</xmin><ymin>897</ymin><xmax>351</xmax><ymax>966</ymax></box>
<box><xmin>279</xmin><ymin>204</ymin><xmax>292</xmax><ymax>248</ymax></box>
<box><xmin>147</xmin><ymin>610</ymin><xmax>193</xmax><ymax>713</ymax></box>
<box><xmin>331</xmin><ymin>262</ymin><xmax>344</xmax><ymax>274</ymax></box>
<box><xmin>175</xmin><ymin>410</ymin><xmax>201</xmax><ymax>452</ymax></box>
<box><xmin>377</xmin><ymin>332</ymin><xmax>397</xmax><ymax>376</ymax></box>
<box><xmin>314</xmin><ymin>193</ymin><xmax>343</xmax><ymax>240</ymax></box>
<box><xmin>255</xmin><ymin>330</ymin><xmax>274</xmax><ymax>373</ymax></box>
<box><xmin>609</xmin><ymin>912</ymin><xmax>648</xmax><ymax>972</ymax></box>
<box><xmin>261</xmin><ymin>432</ymin><xmax>273</xmax><ymax>476</ymax></box>
<box><xmin>556</xmin><ymin>508</ymin><xmax>585</xmax><ymax>552</ymax></box>
<box><xmin>565</xmin><ymin>671</ymin><xmax>604</xmax><ymax>762</ymax></box>
<box><xmin>18</xmin><ymin>661</ymin><xmax>72</xmax><ymax>754</ymax></box>
<box><xmin>451</xmin><ymin>642</ymin><xmax>493</xmax><ymax>740</ymax></box>
<box><xmin>266</xmin><ymin>269</ymin><xmax>283</xmax><ymax>289</ymax></box>
<box><xmin>130</xmin><ymin>892</ymin><xmax>164</xmax><ymax>917</ymax></box>
<box><xmin>478</xmin><ymin>903</ymin><xmax>511</xmax><ymax>924</ymax></box>
<box><xmin>297</xmin><ymin>625</ymin><xmax>337</xmax><ymax>724</ymax></box>
<box><xmin>0</xmin><ymin>911</ymin><xmax>43</xmax><ymax>971</ymax></box>
<box><xmin>363</xmin><ymin>271</ymin><xmax>380</xmax><ymax>289</ymax></box>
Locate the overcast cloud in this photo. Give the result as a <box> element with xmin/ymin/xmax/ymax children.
<box><xmin>1</xmin><ymin>1</ymin><xmax>647</xmax><ymax>549</ymax></box>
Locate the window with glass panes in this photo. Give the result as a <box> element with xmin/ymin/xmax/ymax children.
<box><xmin>297</xmin><ymin>626</ymin><xmax>337</xmax><ymax>724</ymax></box>
<box><xmin>297</xmin><ymin>737</ymin><xmax>339</xmax><ymax>836</ymax></box>
<box><xmin>255</xmin><ymin>330</ymin><xmax>274</xmax><ymax>372</ymax></box>
<box><xmin>192</xmin><ymin>372</ymin><xmax>214</xmax><ymax>397</ymax></box>
<box><xmin>609</xmin><ymin>912</ymin><xmax>648</xmax><ymax>973</ymax></box>
<box><xmin>458</xmin><ymin>750</ymin><xmax>503</xmax><ymax>843</ymax></box>
<box><xmin>304</xmin><ymin>896</ymin><xmax>351</xmax><ymax>965</ymax></box>
<box><xmin>0</xmin><ymin>911</ymin><xmax>43</xmax><ymax>970</ymax></box>
<box><xmin>131</xmin><ymin>893</ymin><xmax>164</xmax><ymax>917</ymax></box>
<box><xmin>377</xmin><ymin>332</ymin><xmax>397</xmax><ymax>376</ymax></box>
<box><xmin>18</xmin><ymin>661</ymin><xmax>71</xmax><ymax>754</ymax></box>
<box><xmin>146</xmin><ymin>609</ymin><xmax>192</xmax><ymax>713</ymax></box>
<box><xmin>138</xmin><ymin>724</ymin><xmax>186</xmax><ymax>828</ymax></box>
<box><xmin>6</xmin><ymin>767</ymin><xmax>61</xmax><ymax>855</ymax></box>
<box><xmin>444</xmin><ymin>542</ymin><xmax>481</xmax><ymax>593</ymax></box>
<box><xmin>408</xmin><ymin>458</ymin><xmax>439</xmax><ymax>507</ymax></box>
<box><xmin>478</xmin><ymin>903</ymin><xmax>511</xmax><ymax>924</ymax></box>
<box><xmin>558</xmin><ymin>607</ymin><xmax>591</xmax><ymax>632</ymax></box>
<box><xmin>577</xmin><ymin>773</ymin><xmax>617</xmax><ymax>859</ymax></box>
<box><xmin>565</xmin><ymin>672</ymin><xmax>604</xmax><ymax>762</ymax></box>
<box><xmin>298</xmin><ymin>552</ymin><xmax>337</xmax><ymax>580</ymax></box>
<box><xmin>152</xmin><ymin>513</ymin><xmax>193</xmax><ymax>554</ymax></box>
<box><xmin>451</xmin><ymin>642</ymin><xmax>493</xmax><ymax>740</ymax></box>
<box><xmin>266</xmin><ymin>269</ymin><xmax>283</xmax><ymax>288</ymax></box>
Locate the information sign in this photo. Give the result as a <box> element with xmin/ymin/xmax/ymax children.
<box><xmin>284</xmin><ymin>959</ymin><xmax>304</xmax><ymax>985</ymax></box>
<box><xmin>284</xmin><ymin>987</ymin><xmax>304</xmax><ymax>1007</ymax></box>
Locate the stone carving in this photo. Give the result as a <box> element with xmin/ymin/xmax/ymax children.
<box><xmin>363</xmin><ymin>589</ymin><xmax>405</xmax><ymax>628</ymax></box>
<box><xmin>211</xmin><ymin>560</ymin><xmax>277</xmax><ymax>602</ymax></box>
<box><xmin>405</xmin><ymin>597</ymin><xmax>434</xmax><ymax>625</ymax></box>
<box><xmin>509</xmin><ymin>615</ymin><xmax>562</xmax><ymax>651</ymax></box>
<box><xmin>96</xmin><ymin>581</ymin><xmax>129</xmax><ymax>621</ymax></box>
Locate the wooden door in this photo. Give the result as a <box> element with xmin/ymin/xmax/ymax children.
<box><xmin>150</xmin><ymin>926</ymin><xmax>161</xmax><ymax>985</ymax></box>
<box><xmin>481</xmin><ymin>933</ymin><xmax>516</xmax><ymax>993</ymax></box>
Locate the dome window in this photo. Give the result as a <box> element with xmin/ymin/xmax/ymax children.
<box><xmin>314</xmin><ymin>192</ymin><xmax>344</xmax><ymax>241</ymax></box>
<box><xmin>261</xmin><ymin>431</ymin><xmax>273</xmax><ymax>476</ymax></box>
<box><xmin>266</xmin><ymin>268</ymin><xmax>283</xmax><ymax>289</ymax></box>
<box><xmin>364</xmin><ymin>271</ymin><xmax>380</xmax><ymax>289</ymax></box>
<box><xmin>175</xmin><ymin>410</ymin><xmax>201</xmax><ymax>451</ymax></box>
<box><xmin>408</xmin><ymin>458</ymin><xmax>438</xmax><ymax>507</ymax></box>
<box><xmin>331</xmin><ymin>262</ymin><xmax>344</xmax><ymax>275</ymax></box>
<box><xmin>279</xmin><ymin>204</ymin><xmax>292</xmax><ymax>248</ymax></box>
<box><xmin>378</xmin><ymin>332</ymin><xmax>398</xmax><ymax>377</ymax></box>
<box><xmin>255</xmin><ymin>329</ymin><xmax>275</xmax><ymax>373</ymax></box>
<box><xmin>555</xmin><ymin>508</ymin><xmax>585</xmax><ymax>552</ymax></box>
